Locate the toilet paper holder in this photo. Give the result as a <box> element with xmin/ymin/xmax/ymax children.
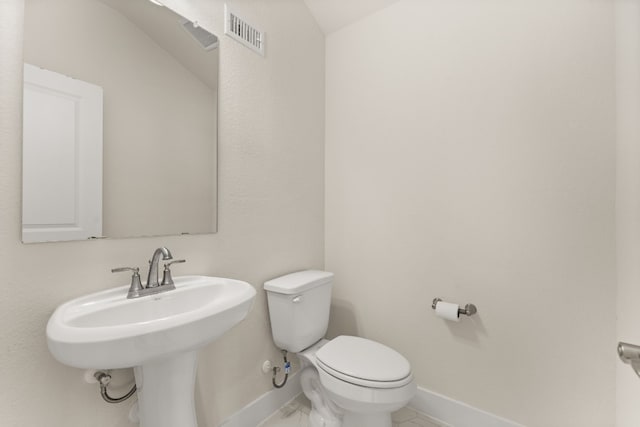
<box><xmin>432</xmin><ymin>298</ymin><xmax>477</xmax><ymax>316</ymax></box>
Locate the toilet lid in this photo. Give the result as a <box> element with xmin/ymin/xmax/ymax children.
<box><xmin>315</xmin><ymin>336</ymin><xmax>412</xmax><ymax>388</ymax></box>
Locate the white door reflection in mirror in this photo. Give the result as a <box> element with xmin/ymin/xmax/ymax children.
<box><xmin>22</xmin><ymin>64</ymin><xmax>103</xmax><ymax>243</ymax></box>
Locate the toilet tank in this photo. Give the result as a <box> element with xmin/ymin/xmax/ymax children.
<box><xmin>264</xmin><ymin>270</ymin><xmax>333</xmax><ymax>353</ymax></box>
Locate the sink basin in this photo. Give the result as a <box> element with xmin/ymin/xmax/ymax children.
<box><xmin>47</xmin><ymin>275</ymin><xmax>256</xmax><ymax>427</ymax></box>
<box><xmin>47</xmin><ymin>275</ymin><xmax>256</xmax><ymax>369</ymax></box>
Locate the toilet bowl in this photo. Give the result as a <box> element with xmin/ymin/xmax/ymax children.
<box><xmin>264</xmin><ymin>270</ymin><xmax>417</xmax><ymax>427</ymax></box>
<box><xmin>299</xmin><ymin>337</ymin><xmax>416</xmax><ymax>427</ymax></box>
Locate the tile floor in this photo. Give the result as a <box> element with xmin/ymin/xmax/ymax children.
<box><xmin>258</xmin><ymin>395</ymin><xmax>450</xmax><ymax>427</ymax></box>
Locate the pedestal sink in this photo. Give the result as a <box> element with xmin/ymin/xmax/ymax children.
<box><xmin>47</xmin><ymin>275</ymin><xmax>256</xmax><ymax>427</ymax></box>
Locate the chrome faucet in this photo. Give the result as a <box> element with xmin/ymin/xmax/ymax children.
<box><xmin>112</xmin><ymin>247</ymin><xmax>186</xmax><ymax>299</ymax></box>
<box><xmin>147</xmin><ymin>247</ymin><xmax>173</xmax><ymax>288</ymax></box>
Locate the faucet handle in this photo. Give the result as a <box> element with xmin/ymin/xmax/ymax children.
<box><xmin>112</xmin><ymin>267</ymin><xmax>144</xmax><ymax>299</ymax></box>
<box><xmin>112</xmin><ymin>267</ymin><xmax>139</xmax><ymax>274</ymax></box>
<box><xmin>161</xmin><ymin>259</ymin><xmax>186</xmax><ymax>287</ymax></box>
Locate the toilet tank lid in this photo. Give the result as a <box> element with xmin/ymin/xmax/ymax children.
<box><xmin>264</xmin><ymin>270</ymin><xmax>333</xmax><ymax>295</ymax></box>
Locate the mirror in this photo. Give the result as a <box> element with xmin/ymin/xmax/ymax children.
<box><xmin>22</xmin><ymin>0</ymin><xmax>218</xmax><ymax>243</ymax></box>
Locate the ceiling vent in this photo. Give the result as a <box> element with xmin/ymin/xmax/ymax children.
<box><xmin>224</xmin><ymin>4</ymin><xmax>265</xmax><ymax>56</ymax></box>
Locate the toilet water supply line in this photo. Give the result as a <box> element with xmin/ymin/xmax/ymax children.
<box><xmin>94</xmin><ymin>371</ymin><xmax>137</xmax><ymax>404</ymax></box>
<box><xmin>272</xmin><ymin>350</ymin><xmax>290</xmax><ymax>388</ymax></box>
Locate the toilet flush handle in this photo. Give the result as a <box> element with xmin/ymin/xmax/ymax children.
<box><xmin>292</xmin><ymin>295</ymin><xmax>303</xmax><ymax>303</ymax></box>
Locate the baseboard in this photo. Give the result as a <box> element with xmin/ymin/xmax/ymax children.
<box><xmin>219</xmin><ymin>372</ymin><xmax>301</xmax><ymax>427</ymax></box>
<box><xmin>219</xmin><ymin>377</ymin><xmax>523</xmax><ymax>427</ymax></box>
<box><xmin>408</xmin><ymin>386</ymin><xmax>525</xmax><ymax>427</ymax></box>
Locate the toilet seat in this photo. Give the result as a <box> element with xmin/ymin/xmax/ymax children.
<box><xmin>315</xmin><ymin>336</ymin><xmax>413</xmax><ymax>389</ymax></box>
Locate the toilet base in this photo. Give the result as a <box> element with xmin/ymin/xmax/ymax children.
<box><xmin>300</xmin><ymin>367</ymin><xmax>342</xmax><ymax>427</ymax></box>
<box><xmin>343</xmin><ymin>411</ymin><xmax>392</xmax><ymax>427</ymax></box>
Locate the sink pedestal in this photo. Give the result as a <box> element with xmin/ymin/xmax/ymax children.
<box><xmin>134</xmin><ymin>351</ymin><xmax>198</xmax><ymax>427</ymax></box>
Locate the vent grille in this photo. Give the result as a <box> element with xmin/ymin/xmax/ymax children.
<box><xmin>224</xmin><ymin>4</ymin><xmax>265</xmax><ymax>56</ymax></box>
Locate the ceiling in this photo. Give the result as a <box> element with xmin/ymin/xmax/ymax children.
<box><xmin>302</xmin><ymin>0</ymin><xmax>401</xmax><ymax>35</ymax></box>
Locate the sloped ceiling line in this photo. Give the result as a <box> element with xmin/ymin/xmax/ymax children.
<box><xmin>303</xmin><ymin>0</ymin><xmax>402</xmax><ymax>35</ymax></box>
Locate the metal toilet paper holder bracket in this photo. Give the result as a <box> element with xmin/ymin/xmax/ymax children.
<box><xmin>432</xmin><ymin>298</ymin><xmax>477</xmax><ymax>317</ymax></box>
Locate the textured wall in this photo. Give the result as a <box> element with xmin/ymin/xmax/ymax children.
<box><xmin>0</xmin><ymin>0</ymin><xmax>324</xmax><ymax>425</ymax></box>
<box><xmin>325</xmin><ymin>1</ymin><xmax>616</xmax><ymax>426</ymax></box>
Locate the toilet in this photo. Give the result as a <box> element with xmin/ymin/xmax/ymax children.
<box><xmin>264</xmin><ymin>270</ymin><xmax>416</xmax><ymax>427</ymax></box>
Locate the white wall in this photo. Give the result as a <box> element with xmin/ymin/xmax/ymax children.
<box><xmin>325</xmin><ymin>1</ymin><xmax>616</xmax><ymax>426</ymax></box>
<box><xmin>0</xmin><ymin>0</ymin><xmax>324</xmax><ymax>425</ymax></box>
<box><xmin>615</xmin><ymin>1</ymin><xmax>640</xmax><ymax>425</ymax></box>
